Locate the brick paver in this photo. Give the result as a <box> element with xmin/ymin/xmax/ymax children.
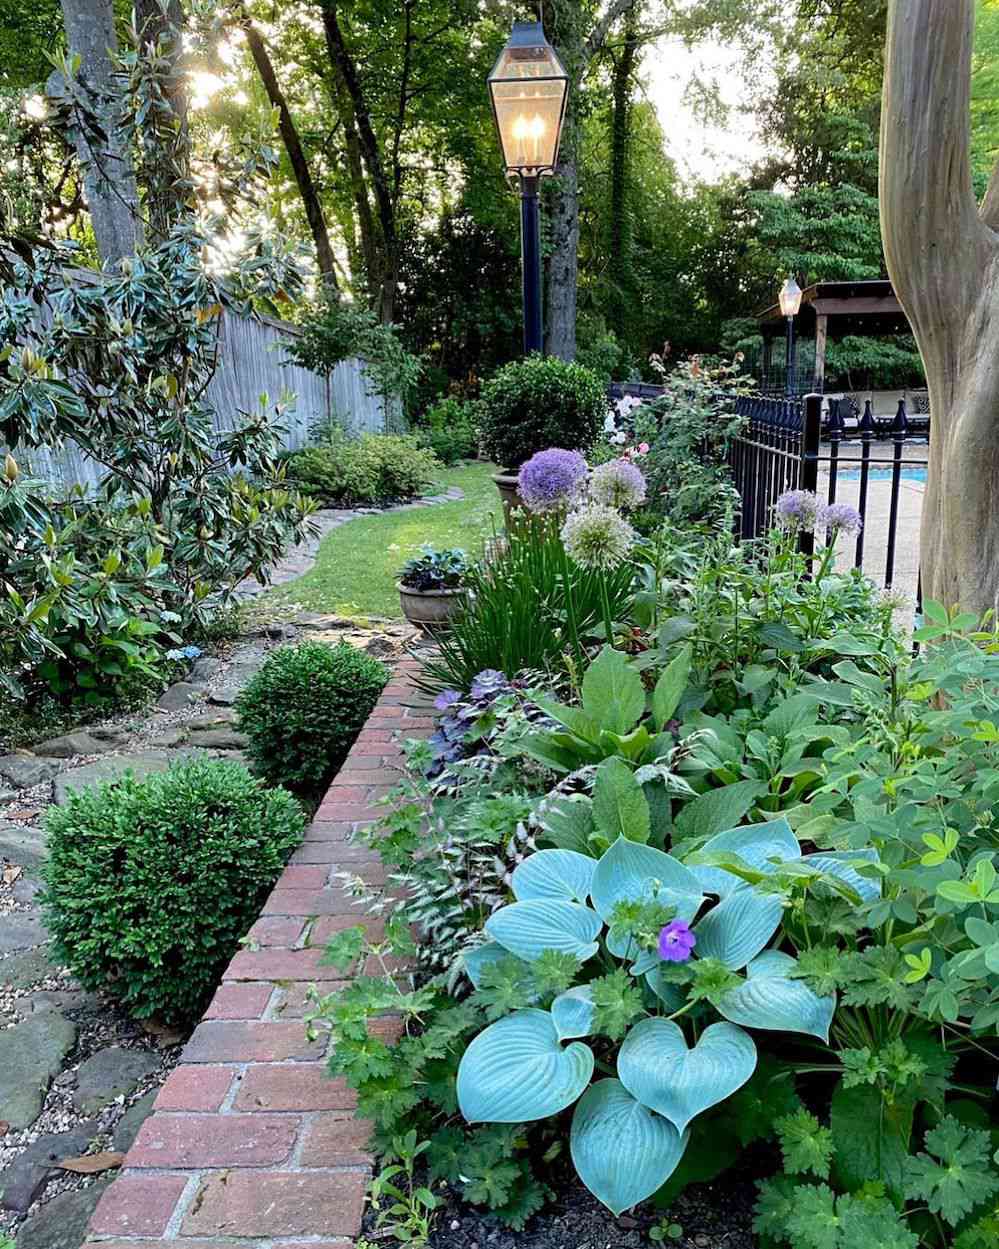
<box><xmin>85</xmin><ymin>658</ymin><xmax>433</xmax><ymax>1245</ymax></box>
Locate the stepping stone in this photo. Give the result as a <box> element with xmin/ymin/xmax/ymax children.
<box><xmin>190</xmin><ymin>656</ymin><xmax>223</xmax><ymax>683</ymax></box>
<box><xmin>0</xmin><ymin>912</ymin><xmax>47</xmax><ymax>953</ymax></box>
<box><xmin>52</xmin><ymin>749</ymin><xmax>209</xmax><ymax>806</ymax></box>
<box><xmin>0</xmin><ymin>756</ymin><xmax>58</xmax><ymax>790</ymax></box>
<box><xmin>16</xmin><ymin>1177</ymin><xmax>113</xmax><ymax>1249</ymax></box>
<box><xmin>112</xmin><ymin>1088</ymin><xmax>158</xmax><ymax>1152</ymax></box>
<box><xmin>1</xmin><ymin>1119</ymin><xmax>100</xmax><ymax>1211</ymax></box>
<box><xmin>31</xmin><ymin>733</ymin><xmax>108</xmax><ymax>759</ymax></box>
<box><xmin>28</xmin><ymin>989</ymin><xmax>100</xmax><ymax>1016</ymax></box>
<box><xmin>87</xmin><ymin>726</ymin><xmax>126</xmax><ymax>744</ymax></box>
<box><xmin>0</xmin><ymin>1010</ymin><xmax>77</xmax><ymax>1129</ymax></box>
<box><xmin>72</xmin><ymin>1046</ymin><xmax>159</xmax><ymax>1115</ymax></box>
<box><xmin>1</xmin><ymin>945</ymin><xmax>63</xmax><ymax>990</ymax></box>
<box><xmin>0</xmin><ymin>821</ymin><xmax>47</xmax><ymax>869</ymax></box>
<box><xmin>184</xmin><ymin>709</ymin><xmax>236</xmax><ymax>729</ymax></box>
<box><xmin>156</xmin><ymin>681</ymin><xmax>203</xmax><ymax>712</ymax></box>
<box><xmin>187</xmin><ymin>728</ymin><xmax>248</xmax><ymax>751</ymax></box>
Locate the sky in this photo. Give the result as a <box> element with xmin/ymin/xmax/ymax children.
<box><xmin>642</xmin><ymin>30</ymin><xmax>771</xmax><ymax>183</ymax></box>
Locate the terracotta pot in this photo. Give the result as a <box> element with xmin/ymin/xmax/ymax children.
<box><xmin>492</xmin><ymin>472</ymin><xmax>525</xmax><ymax>522</ymax></box>
<box><xmin>397</xmin><ymin>583</ymin><xmax>468</xmax><ymax>630</ymax></box>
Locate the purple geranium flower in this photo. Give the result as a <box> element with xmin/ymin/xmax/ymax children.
<box><xmin>821</xmin><ymin>501</ymin><xmax>863</xmax><ymax>537</ymax></box>
<box><xmin>518</xmin><ymin>449</ymin><xmax>588</xmax><ymax>513</ymax></box>
<box><xmin>434</xmin><ymin>689</ymin><xmax>461</xmax><ymax>712</ymax></box>
<box><xmin>658</xmin><ymin>920</ymin><xmax>696</xmax><ymax>963</ymax></box>
<box><xmin>775</xmin><ymin>489</ymin><xmax>823</xmax><ymax>533</ymax></box>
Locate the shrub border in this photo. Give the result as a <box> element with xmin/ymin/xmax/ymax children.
<box><xmin>83</xmin><ymin>657</ymin><xmax>434</xmax><ymax>1247</ymax></box>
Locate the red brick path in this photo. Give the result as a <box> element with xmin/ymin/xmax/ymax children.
<box><xmin>85</xmin><ymin>659</ymin><xmax>434</xmax><ymax>1249</ymax></box>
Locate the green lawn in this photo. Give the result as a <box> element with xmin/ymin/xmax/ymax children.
<box><xmin>256</xmin><ymin>461</ymin><xmax>501</xmax><ymax>620</ymax></box>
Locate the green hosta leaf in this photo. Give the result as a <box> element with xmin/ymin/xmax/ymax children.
<box><xmin>463</xmin><ymin>942</ymin><xmax>511</xmax><ymax>988</ymax></box>
<box><xmin>591</xmin><ymin>837</ymin><xmax>704</xmax><ymax>926</ymax></box>
<box><xmin>593</xmin><ymin>757</ymin><xmax>651</xmax><ymax>844</ymax></box>
<box><xmin>652</xmin><ymin>644</ymin><xmax>692</xmax><ymax>730</ymax></box>
<box><xmin>673</xmin><ymin>781</ymin><xmax>767</xmax><ymax>843</ymax></box>
<box><xmin>693</xmin><ymin>886</ymin><xmax>784</xmax><ymax>970</ymax></box>
<box><xmin>581</xmin><ymin>645</ymin><xmax>645</xmax><ymax>735</ymax></box>
<box><xmin>551</xmin><ymin>985</ymin><xmax>596</xmax><ymax>1040</ymax></box>
<box><xmin>486</xmin><ymin>900</ymin><xmax>602</xmax><ymax>964</ymax></box>
<box><xmin>570</xmin><ymin>1079</ymin><xmax>687</xmax><ymax>1216</ymax></box>
<box><xmin>687</xmin><ymin>817</ymin><xmax>800</xmax><ymax>898</ymax></box>
<box><xmin>457</xmin><ymin>1009</ymin><xmax>594</xmax><ymax>1123</ymax></box>
<box><xmin>716</xmin><ymin>950</ymin><xmax>836</xmax><ymax>1041</ymax></box>
<box><xmin>618</xmin><ymin>1018</ymin><xmax>757</xmax><ymax>1133</ymax></box>
<box><xmin>512</xmin><ymin>849</ymin><xmax>596</xmax><ymax>904</ymax></box>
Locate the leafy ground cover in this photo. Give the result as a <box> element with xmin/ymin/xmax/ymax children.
<box><xmin>255</xmin><ymin>462</ymin><xmax>500</xmax><ymax>620</ymax></box>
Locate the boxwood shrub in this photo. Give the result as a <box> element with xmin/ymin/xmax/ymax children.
<box><xmin>236</xmin><ymin>641</ymin><xmax>388</xmax><ymax>797</ymax></box>
<box><xmin>41</xmin><ymin>758</ymin><xmax>305</xmax><ymax>1025</ymax></box>
<box><xmin>479</xmin><ymin>354</ymin><xmax>607</xmax><ymax>471</ymax></box>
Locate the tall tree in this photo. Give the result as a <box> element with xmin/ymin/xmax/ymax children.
<box><xmin>881</xmin><ymin>0</ymin><xmax>999</xmax><ymax>613</ymax></box>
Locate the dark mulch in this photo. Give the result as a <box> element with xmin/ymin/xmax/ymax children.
<box><xmin>364</xmin><ymin>1154</ymin><xmax>767</xmax><ymax>1249</ymax></box>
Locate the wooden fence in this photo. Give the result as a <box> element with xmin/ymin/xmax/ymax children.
<box><xmin>5</xmin><ymin>309</ymin><xmax>394</xmax><ymax>497</ymax></box>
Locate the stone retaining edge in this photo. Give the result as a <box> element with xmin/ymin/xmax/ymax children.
<box><xmin>82</xmin><ymin>658</ymin><xmax>434</xmax><ymax>1248</ymax></box>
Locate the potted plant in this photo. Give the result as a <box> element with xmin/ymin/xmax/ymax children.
<box><xmin>397</xmin><ymin>546</ymin><xmax>470</xmax><ymax>629</ymax></box>
<box><xmin>479</xmin><ymin>355</ymin><xmax>607</xmax><ymax>518</ymax></box>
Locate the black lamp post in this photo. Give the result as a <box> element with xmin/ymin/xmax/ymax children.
<box><xmin>488</xmin><ymin>21</ymin><xmax>569</xmax><ymax>356</ymax></box>
<box><xmin>779</xmin><ymin>277</ymin><xmax>803</xmax><ymax>396</ymax></box>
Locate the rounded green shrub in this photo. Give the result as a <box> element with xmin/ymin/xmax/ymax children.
<box><xmin>236</xmin><ymin>641</ymin><xmax>388</xmax><ymax>795</ymax></box>
<box><xmin>41</xmin><ymin>758</ymin><xmax>305</xmax><ymax>1025</ymax></box>
<box><xmin>479</xmin><ymin>354</ymin><xmax>607</xmax><ymax>470</ymax></box>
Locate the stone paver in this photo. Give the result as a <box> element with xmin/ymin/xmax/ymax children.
<box><xmin>72</xmin><ymin>1047</ymin><xmax>161</xmax><ymax>1115</ymax></box>
<box><xmin>0</xmin><ymin>1008</ymin><xmax>77</xmax><ymax>1129</ymax></box>
<box><xmin>83</xmin><ymin>660</ymin><xmax>433</xmax><ymax>1247</ymax></box>
<box><xmin>53</xmin><ymin>749</ymin><xmax>210</xmax><ymax>806</ymax></box>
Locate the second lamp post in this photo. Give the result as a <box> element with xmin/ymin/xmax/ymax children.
<box><xmin>779</xmin><ymin>276</ymin><xmax>803</xmax><ymax>396</ymax></box>
<box><xmin>488</xmin><ymin>21</ymin><xmax>569</xmax><ymax>355</ymax></box>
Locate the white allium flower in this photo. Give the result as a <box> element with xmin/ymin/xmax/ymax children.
<box><xmin>561</xmin><ymin>503</ymin><xmax>636</xmax><ymax>570</ymax></box>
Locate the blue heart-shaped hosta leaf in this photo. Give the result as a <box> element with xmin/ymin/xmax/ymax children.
<box><xmin>512</xmin><ymin>849</ymin><xmax>597</xmax><ymax>904</ymax></box>
<box><xmin>715</xmin><ymin>949</ymin><xmax>836</xmax><ymax>1041</ymax></box>
<box><xmin>687</xmin><ymin>817</ymin><xmax>800</xmax><ymax>898</ymax></box>
<box><xmin>552</xmin><ymin>985</ymin><xmax>596</xmax><ymax>1039</ymax></box>
<box><xmin>462</xmin><ymin>941</ymin><xmax>509</xmax><ymax>988</ymax></box>
<box><xmin>801</xmin><ymin>850</ymin><xmax>882</xmax><ymax>902</ymax></box>
<box><xmin>693</xmin><ymin>886</ymin><xmax>785</xmax><ymax>970</ymax></box>
<box><xmin>644</xmin><ymin>966</ymin><xmax>685</xmax><ymax>1011</ymax></box>
<box><xmin>486</xmin><ymin>899</ymin><xmax>602</xmax><ymax>963</ymax></box>
<box><xmin>617</xmin><ymin>1018</ymin><xmax>757</xmax><ymax>1133</ymax></box>
<box><xmin>591</xmin><ymin>837</ymin><xmax>704</xmax><ymax>925</ymax></box>
<box><xmin>570</xmin><ymin>1079</ymin><xmax>688</xmax><ymax>1215</ymax></box>
<box><xmin>458</xmin><ymin>1009</ymin><xmax>594</xmax><ymax>1123</ymax></box>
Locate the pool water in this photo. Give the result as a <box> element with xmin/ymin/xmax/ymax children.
<box><xmin>835</xmin><ymin>466</ymin><xmax>928</xmax><ymax>483</ymax></box>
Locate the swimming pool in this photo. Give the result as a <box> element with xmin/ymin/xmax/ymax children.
<box><xmin>833</xmin><ymin>466</ymin><xmax>928</xmax><ymax>483</ymax></box>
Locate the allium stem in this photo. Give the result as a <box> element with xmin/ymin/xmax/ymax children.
<box><xmin>600</xmin><ymin>574</ymin><xmax>615</xmax><ymax>647</ymax></box>
<box><xmin>560</xmin><ymin>540</ymin><xmax>586</xmax><ymax>676</ymax></box>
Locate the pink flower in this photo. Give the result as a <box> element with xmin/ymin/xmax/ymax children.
<box><xmin>658</xmin><ymin>920</ymin><xmax>696</xmax><ymax>963</ymax></box>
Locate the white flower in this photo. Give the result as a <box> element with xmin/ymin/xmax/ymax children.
<box><xmin>603</xmin><ymin>413</ymin><xmax>618</xmax><ymax>433</ymax></box>
<box><xmin>610</xmin><ymin>431</ymin><xmax>626</xmax><ymax>445</ymax></box>
<box><xmin>561</xmin><ymin>503</ymin><xmax>636</xmax><ymax>570</ymax></box>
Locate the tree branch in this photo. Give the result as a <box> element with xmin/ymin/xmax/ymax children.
<box><xmin>981</xmin><ymin>157</ymin><xmax>999</xmax><ymax>230</ymax></box>
<box><xmin>584</xmin><ymin>0</ymin><xmax>640</xmax><ymax>63</ymax></box>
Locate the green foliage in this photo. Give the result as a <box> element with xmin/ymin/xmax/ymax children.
<box><xmin>479</xmin><ymin>355</ymin><xmax>606</xmax><ymax>471</ymax></box>
<box><xmin>411</xmin><ymin>397</ymin><xmax>480</xmax><ymax>466</ymax></box>
<box><xmin>904</xmin><ymin>1117</ymin><xmax>999</xmax><ymax>1226</ymax></box>
<box><xmin>286</xmin><ymin>301</ymin><xmax>423</xmax><ymax>406</ymax></box>
<box><xmin>236</xmin><ymin>641</ymin><xmax>387</xmax><ymax>797</ymax></box>
<box><xmin>283</xmin><ymin>431</ymin><xmax>439</xmax><ymax>507</ymax></box>
<box><xmin>398</xmin><ymin>546</ymin><xmax>469</xmax><ymax>591</ymax></box>
<box><xmin>41</xmin><ymin>759</ymin><xmax>304</xmax><ymax>1023</ymax></box>
<box><xmin>367</xmin><ymin>1130</ymin><xmax>439</xmax><ymax>1246</ymax></box>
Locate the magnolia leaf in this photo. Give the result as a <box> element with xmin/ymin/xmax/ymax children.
<box><xmin>618</xmin><ymin>1018</ymin><xmax>757</xmax><ymax>1133</ymax></box>
<box><xmin>570</xmin><ymin>1079</ymin><xmax>688</xmax><ymax>1215</ymax></box>
<box><xmin>716</xmin><ymin>950</ymin><xmax>836</xmax><ymax>1041</ymax></box>
<box><xmin>457</xmin><ymin>1009</ymin><xmax>594</xmax><ymax>1123</ymax></box>
<box><xmin>552</xmin><ymin>985</ymin><xmax>596</xmax><ymax>1039</ymax></box>
<box><xmin>581</xmin><ymin>646</ymin><xmax>645</xmax><ymax>735</ymax></box>
<box><xmin>512</xmin><ymin>849</ymin><xmax>597</xmax><ymax>904</ymax></box>
<box><xmin>486</xmin><ymin>899</ymin><xmax>602</xmax><ymax>963</ymax></box>
<box><xmin>694</xmin><ymin>886</ymin><xmax>785</xmax><ymax>970</ymax></box>
<box><xmin>591</xmin><ymin>837</ymin><xmax>704</xmax><ymax>925</ymax></box>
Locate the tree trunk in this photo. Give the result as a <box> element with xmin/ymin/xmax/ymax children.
<box><xmin>545</xmin><ymin>157</ymin><xmax>579</xmax><ymax>360</ymax></box>
<box><xmin>237</xmin><ymin>5</ymin><xmax>340</xmax><ymax>291</ymax></box>
<box><xmin>134</xmin><ymin>0</ymin><xmax>192</xmax><ymax>236</ymax></box>
<box><xmin>608</xmin><ymin>9</ymin><xmax>638</xmax><ymax>340</ymax></box>
<box><xmin>881</xmin><ymin>0</ymin><xmax>999</xmax><ymax>615</ymax></box>
<box><xmin>57</xmin><ymin>0</ymin><xmax>142</xmax><ymax>265</ymax></box>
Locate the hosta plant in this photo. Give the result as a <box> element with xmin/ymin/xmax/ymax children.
<box><xmin>455</xmin><ymin>818</ymin><xmax>879</xmax><ymax>1215</ymax></box>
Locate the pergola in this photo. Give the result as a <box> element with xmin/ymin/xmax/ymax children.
<box><xmin>756</xmin><ymin>279</ymin><xmax>910</xmax><ymax>391</ymax></box>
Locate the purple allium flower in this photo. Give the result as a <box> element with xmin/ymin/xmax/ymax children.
<box><xmin>821</xmin><ymin>501</ymin><xmax>863</xmax><ymax>537</ymax></box>
<box><xmin>775</xmin><ymin>490</ymin><xmax>823</xmax><ymax>533</ymax></box>
<box><xmin>590</xmin><ymin>459</ymin><xmax>648</xmax><ymax>511</ymax></box>
<box><xmin>518</xmin><ymin>449</ymin><xmax>588</xmax><ymax>513</ymax></box>
<box><xmin>561</xmin><ymin>503</ymin><xmax>636</xmax><ymax>571</ymax></box>
<box><xmin>434</xmin><ymin>689</ymin><xmax>461</xmax><ymax>712</ymax></box>
<box><xmin>658</xmin><ymin>920</ymin><xmax>696</xmax><ymax>963</ymax></box>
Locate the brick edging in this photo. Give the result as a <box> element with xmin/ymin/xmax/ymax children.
<box><xmin>83</xmin><ymin>658</ymin><xmax>434</xmax><ymax>1247</ymax></box>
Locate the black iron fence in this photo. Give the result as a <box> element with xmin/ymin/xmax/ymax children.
<box><xmin>728</xmin><ymin>393</ymin><xmax>927</xmax><ymax>595</ymax></box>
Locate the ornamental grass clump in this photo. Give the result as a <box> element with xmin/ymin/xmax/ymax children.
<box><xmin>41</xmin><ymin>758</ymin><xmax>305</xmax><ymax>1025</ymax></box>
